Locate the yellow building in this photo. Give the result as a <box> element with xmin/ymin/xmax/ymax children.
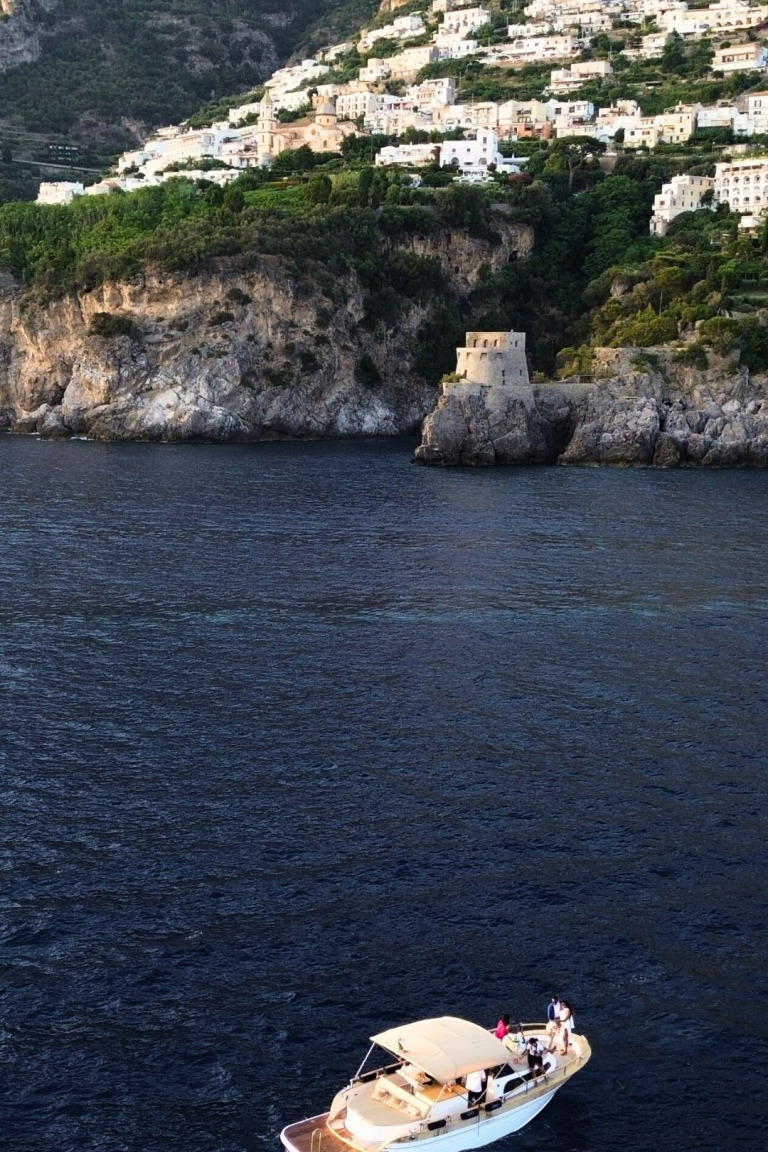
<box><xmin>257</xmin><ymin>91</ymin><xmax>357</xmax><ymax>164</ymax></box>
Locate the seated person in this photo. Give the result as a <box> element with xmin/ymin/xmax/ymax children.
<box><xmin>503</xmin><ymin>1024</ymin><xmax>526</xmax><ymax>1056</ymax></box>
<box><xmin>401</xmin><ymin>1063</ymin><xmax>432</xmax><ymax>1087</ymax></box>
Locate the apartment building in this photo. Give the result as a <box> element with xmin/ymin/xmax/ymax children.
<box><xmin>649</xmin><ymin>174</ymin><xmax>714</xmax><ymax>235</ymax></box>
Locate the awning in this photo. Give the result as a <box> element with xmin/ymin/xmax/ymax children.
<box><xmin>371</xmin><ymin>1017</ymin><xmax>510</xmax><ymax>1083</ymax></box>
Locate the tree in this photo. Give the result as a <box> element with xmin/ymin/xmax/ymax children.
<box><xmin>307</xmin><ymin>174</ymin><xmax>332</xmax><ymax>205</ymax></box>
<box><xmin>549</xmin><ymin>137</ymin><xmax>606</xmax><ymax>190</ymax></box>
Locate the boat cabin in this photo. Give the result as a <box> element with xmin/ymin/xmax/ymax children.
<box><xmin>328</xmin><ymin>1016</ymin><xmax>557</xmax><ymax>1148</ymax></box>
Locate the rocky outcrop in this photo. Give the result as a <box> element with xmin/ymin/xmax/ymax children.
<box><xmin>0</xmin><ymin>224</ymin><xmax>532</xmax><ymax>442</ymax></box>
<box><xmin>415</xmin><ymin>346</ymin><xmax>768</xmax><ymax>468</ymax></box>
<box><xmin>0</xmin><ymin>0</ymin><xmax>58</xmax><ymax>72</ymax></box>
<box><xmin>414</xmin><ymin>388</ymin><xmax>555</xmax><ymax>466</ymax></box>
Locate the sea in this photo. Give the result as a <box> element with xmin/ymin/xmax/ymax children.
<box><xmin>0</xmin><ymin>434</ymin><xmax>766</xmax><ymax>1152</ymax></box>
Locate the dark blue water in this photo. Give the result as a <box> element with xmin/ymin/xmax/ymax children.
<box><xmin>1</xmin><ymin>435</ymin><xmax>766</xmax><ymax>1152</ymax></box>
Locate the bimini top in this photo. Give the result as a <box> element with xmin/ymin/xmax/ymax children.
<box><xmin>371</xmin><ymin>1017</ymin><xmax>510</xmax><ymax>1083</ymax></box>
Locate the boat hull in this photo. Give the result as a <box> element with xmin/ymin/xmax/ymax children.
<box><xmin>281</xmin><ymin>1085</ymin><xmax>561</xmax><ymax>1152</ymax></box>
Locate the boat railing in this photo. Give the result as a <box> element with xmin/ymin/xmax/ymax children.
<box><xmin>350</xmin><ymin>1060</ymin><xmax>404</xmax><ymax>1086</ymax></box>
<box><xmin>387</xmin><ymin>1059</ymin><xmax>578</xmax><ymax>1145</ymax></box>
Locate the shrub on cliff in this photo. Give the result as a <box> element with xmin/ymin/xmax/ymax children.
<box><xmin>355</xmin><ymin>354</ymin><xmax>382</xmax><ymax>389</ymax></box>
<box><xmin>89</xmin><ymin>312</ymin><xmax>140</xmax><ymax>340</ymax></box>
<box><xmin>609</xmin><ymin>306</ymin><xmax>678</xmax><ymax>348</ymax></box>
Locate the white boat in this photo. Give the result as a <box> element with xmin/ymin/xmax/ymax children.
<box><xmin>280</xmin><ymin>1015</ymin><xmax>591</xmax><ymax>1152</ymax></box>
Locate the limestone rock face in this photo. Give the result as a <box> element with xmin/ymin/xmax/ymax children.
<box><xmin>415</xmin><ymin>345</ymin><xmax>768</xmax><ymax>469</ymax></box>
<box><xmin>0</xmin><ymin>222</ymin><xmax>534</xmax><ymax>443</ymax></box>
<box><xmin>558</xmin><ymin>396</ymin><xmax>661</xmax><ymax>466</ymax></box>
<box><xmin>0</xmin><ymin>0</ymin><xmax>57</xmax><ymax>72</ymax></box>
<box><xmin>414</xmin><ymin>388</ymin><xmax>552</xmax><ymax>466</ymax></box>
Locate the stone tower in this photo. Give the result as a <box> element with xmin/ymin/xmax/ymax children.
<box><xmin>446</xmin><ymin>331</ymin><xmax>532</xmax><ymax>399</ymax></box>
<box><xmin>257</xmin><ymin>89</ymin><xmax>277</xmax><ymax>164</ymax></box>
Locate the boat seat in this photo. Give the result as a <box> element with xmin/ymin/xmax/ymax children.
<box><xmin>371</xmin><ymin>1077</ymin><xmax>428</xmax><ymax>1119</ymax></box>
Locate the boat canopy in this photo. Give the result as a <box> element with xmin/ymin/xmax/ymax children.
<box><xmin>370</xmin><ymin>1017</ymin><xmax>510</xmax><ymax>1083</ymax></box>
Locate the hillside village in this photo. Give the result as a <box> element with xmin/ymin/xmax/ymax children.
<box><xmin>34</xmin><ymin>0</ymin><xmax>768</xmax><ymax>237</ymax></box>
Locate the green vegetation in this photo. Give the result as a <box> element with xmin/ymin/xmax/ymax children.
<box><xmin>89</xmin><ymin>311</ymin><xmax>141</xmax><ymax>339</ymax></box>
<box><xmin>4</xmin><ymin>1</ymin><xmax>768</xmax><ymax>378</ymax></box>
<box><xmin>555</xmin><ymin>205</ymin><xmax>768</xmax><ymax>373</ymax></box>
<box><xmin>8</xmin><ymin>142</ymin><xmax>768</xmax><ymax>378</ymax></box>
<box><xmin>0</xmin><ymin>0</ymin><xmax>361</xmax><ymax>152</ymax></box>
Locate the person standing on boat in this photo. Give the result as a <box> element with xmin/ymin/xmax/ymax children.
<box><xmin>547</xmin><ymin>997</ymin><xmax>561</xmax><ymax>1024</ymax></box>
<box><xmin>465</xmin><ymin>1068</ymin><xmax>487</xmax><ymax>1105</ymax></box>
<box><xmin>495</xmin><ymin>1014</ymin><xmax>510</xmax><ymax>1039</ymax></box>
<box><xmin>557</xmin><ymin>1001</ymin><xmax>574</xmax><ymax>1055</ymax></box>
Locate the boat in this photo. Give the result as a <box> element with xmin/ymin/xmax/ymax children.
<box><xmin>280</xmin><ymin>1014</ymin><xmax>591</xmax><ymax>1152</ymax></box>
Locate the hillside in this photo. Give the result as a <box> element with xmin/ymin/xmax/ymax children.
<box><xmin>0</xmin><ymin>0</ymin><xmax>357</xmax><ymax>155</ymax></box>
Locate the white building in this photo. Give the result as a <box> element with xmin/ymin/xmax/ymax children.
<box><xmin>435</xmin><ymin>33</ymin><xmax>481</xmax><ymax>59</ymax></box>
<box><xmin>36</xmin><ymin>181</ymin><xmax>85</xmax><ymax>206</ymax></box>
<box><xmin>625</xmin><ymin>119</ymin><xmax>662</xmax><ymax>148</ymax></box>
<box><xmin>549</xmin><ymin>59</ymin><xmax>612</xmax><ymax>93</ymax></box>
<box><xmin>388</xmin><ymin>45</ymin><xmax>441</xmax><ymax>79</ymax></box>
<box><xmin>596</xmin><ymin>100</ymin><xmax>642</xmax><ymax>137</ymax></box>
<box><xmin>407</xmin><ymin>77</ymin><xmax>458</xmax><ymax>110</ymax></box>
<box><xmin>336</xmin><ymin>91</ymin><xmax>386</xmax><ymax>120</ymax></box>
<box><xmin>696</xmin><ymin>0</ymin><xmax>768</xmax><ymax>31</ymax></box>
<box><xmin>359</xmin><ymin>15</ymin><xmax>426</xmax><ymax>51</ymax></box>
<box><xmin>433</xmin><ymin>101</ymin><xmax>501</xmax><ymax>132</ymax></box>
<box><xmin>655</xmin><ymin>103</ymin><xmax>700</xmax><ymax>143</ymax></box>
<box><xmin>712</xmin><ymin>43</ymin><xmax>768</xmax><ymax>73</ymax></box>
<box><xmin>375</xmin><ymin>129</ymin><xmax>519</xmax><ymax>177</ymax></box>
<box><xmin>504</xmin><ymin>35</ymin><xmax>580</xmax><ymax>62</ymax></box>
<box><xmin>441</xmin><ymin>5</ymin><xmax>490</xmax><ymax>33</ymax></box>
<box><xmin>697</xmin><ymin>103</ymin><xmax>738</xmax><ymax>129</ymax></box>
<box><xmin>359</xmin><ymin>58</ymin><xmax>392</xmax><ymax>83</ymax></box>
<box><xmin>440</xmin><ymin>128</ymin><xmax>520</xmax><ymax>177</ymax></box>
<box><xmin>506</xmin><ymin>22</ymin><xmax>555</xmax><ymax>37</ymax></box>
<box><xmin>715</xmin><ymin>156</ymin><xmax>768</xmax><ymax>214</ymax></box>
<box><xmin>375</xmin><ymin>142</ymin><xmax>441</xmax><ymax>167</ymax></box>
<box><xmin>649</xmin><ymin>174</ymin><xmax>714</xmax><ymax>235</ymax></box>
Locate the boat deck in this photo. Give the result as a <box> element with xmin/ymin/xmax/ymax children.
<box><xmin>282</xmin><ymin>1030</ymin><xmax>591</xmax><ymax>1152</ymax></box>
<box><xmin>282</xmin><ymin>1112</ymin><xmax>380</xmax><ymax>1152</ymax></box>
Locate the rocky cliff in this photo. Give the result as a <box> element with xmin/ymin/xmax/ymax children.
<box><xmin>0</xmin><ymin>0</ymin><xmax>57</xmax><ymax>72</ymax></box>
<box><xmin>0</xmin><ymin>224</ymin><xmax>532</xmax><ymax>442</ymax></box>
<box><xmin>415</xmin><ymin>346</ymin><xmax>768</xmax><ymax>468</ymax></box>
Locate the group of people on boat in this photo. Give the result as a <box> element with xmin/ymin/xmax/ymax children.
<box><xmin>493</xmin><ymin>997</ymin><xmax>576</xmax><ymax>1075</ymax></box>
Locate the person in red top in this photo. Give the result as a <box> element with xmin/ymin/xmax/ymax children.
<box><xmin>495</xmin><ymin>1013</ymin><xmax>510</xmax><ymax>1039</ymax></box>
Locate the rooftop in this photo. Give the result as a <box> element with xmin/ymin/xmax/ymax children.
<box><xmin>371</xmin><ymin>1017</ymin><xmax>510</xmax><ymax>1082</ymax></box>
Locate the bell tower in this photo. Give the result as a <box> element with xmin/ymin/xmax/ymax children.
<box><xmin>257</xmin><ymin>89</ymin><xmax>277</xmax><ymax>164</ymax></box>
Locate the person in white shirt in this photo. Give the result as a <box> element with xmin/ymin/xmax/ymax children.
<box><xmin>465</xmin><ymin>1068</ymin><xmax>487</xmax><ymax>1105</ymax></box>
<box><xmin>526</xmin><ymin>1036</ymin><xmax>546</xmax><ymax>1076</ymax></box>
<box><xmin>557</xmin><ymin>1000</ymin><xmax>575</xmax><ymax>1055</ymax></box>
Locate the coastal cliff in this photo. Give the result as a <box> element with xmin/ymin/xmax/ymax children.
<box><xmin>0</xmin><ymin>0</ymin><xmax>57</xmax><ymax>72</ymax></box>
<box><xmin>0</xmin><ymin>223</ymin><xmax>532</xmax><ymax>442</ymax></box>
<box><xmin>415</xmin><ymin>347</ymin><xmax>768</xmax><ymax>468</ymax></box>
